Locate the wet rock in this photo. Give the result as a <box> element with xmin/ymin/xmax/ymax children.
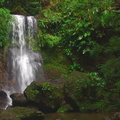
<box><xmin>0</xmin><ymin>90</ymin><xmax>9</xmax><ymax>110</ymax></box>
<box><xmin>10</xmin><ymin>93</ymin><xmax>28</xmax><ymax>107</ymax></box>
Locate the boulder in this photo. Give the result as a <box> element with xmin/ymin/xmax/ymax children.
<box><xmin>63</xmin><ymin>71</ymin><xmax>98</xmax><ymax>112</ymax></box>
<box><xmin>24</xmin><ymin>81</ymin><xmax>64</xmax><ymax>112</ymax></box>
<box><xmin>57</xmin><ymin>101</ymin><xmax>73</xmax><ymax>113</ymax></box>
<box><xmin>44</xmin><ymin>64</ymin><xmax>68</xmax><ymax>86</ymax></box>
<box><xmin>0</xmin><ymin>107</ymin><xmax>44</xmax><ymax>120</ymax></box>
<box><xmin>10</xmin><ymin>93</ymin><xmax>28</xmax><ymax>107</ymax></box>
<box><xmin>0</xmin><ymin>90</ymin><xmax>10</xmax><ymax>110</ymax></box>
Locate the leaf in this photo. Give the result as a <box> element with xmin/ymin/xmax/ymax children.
<box><xmin>82</xmin><ymin>48</ymin><xmax>90</xmax><ymax>54</ymax></box>
<box><xmin>78</xmin><ymin>35</ymin><xmax>83</xmax><ymax>40</ymax></box>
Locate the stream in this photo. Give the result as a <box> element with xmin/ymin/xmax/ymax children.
<box><xmin>45</xmin><ymin>112</ymin><xmax>111</xmax><ymax>120</ymax></box>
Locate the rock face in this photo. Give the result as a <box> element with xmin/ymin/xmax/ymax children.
<box><xmin>0</xmin><ymin>90</ymin><xmax>9</xmax><ymax>110</ymax></box>
<box><xmin>24</xmin><ymin>81</ymin><xmax>64</xmax><ymax>112</ymax></box>
<box><xmin>10</xmin><ymin>93</ymin><xmax>28</xmax><ymax>107</ymax></box>
<box><xmin>0</xmin><ymin>107</ymin><xmax>44</xmax><ymax>120</ymax></box>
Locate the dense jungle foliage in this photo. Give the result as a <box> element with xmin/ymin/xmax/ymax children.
<box><xmin>0</xmin><ymin>0</ymin><xmax>120</xmax><ymax>112</ymax></box>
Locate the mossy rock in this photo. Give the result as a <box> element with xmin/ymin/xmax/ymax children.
<box><xmin>44</xmin><ymin>64</ymin><xmax>68</xmax><ymax>86</ymax></box>
<box><xmin>42</xmin><ymin>47</ymin><xmax>71</xmax><ymax>73</ymax></box>
<box><xmin>44</xmin><ymin>65</ymin><xmax>63</xmax><ymax>80</ymax></box>
<box><xmin>57</xmin><ymin>101</ymin><xmax>73</xmax><ymax>113</ymax></box>
<box><xmin>64</xmin><ymin>71</ymin><xmax>98</xmax><ymax>112</ymax></box>
<box><xmin>24</xmin><ymin>81</ymin><xmax>64</xmax><ymax>112</ymax></box>
<box><xmin>0</xmin><ymin>107</ymin><xmax>44</xmax><ymax>120</ymax></box>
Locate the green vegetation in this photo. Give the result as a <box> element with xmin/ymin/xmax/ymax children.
<box><xmin>57</xmin><ymin>104</ymin><xmax>73</xmax><ymax>113</ymax></box>
<box><xmin>0</xmin><ymin>0</ymin><xmax>120</xmax><ymax>113</ymax></box>
<box><xmin>24</xmin><ymin>82</ymin><xmax>64</xmax><ymax>112</ymax></box>
<box><xmin>37</xmin><ymin>0</ymin><xmax>120</xmax><ymax>66</ymax></box>
<box><xmin>0</xmin><ymin>0</ymin><xmax>12</xmax><ymax>47</ymax></box>
<box><xmin>0</xmin><ymin>107</ymin><xmax>44</xmax><ymax>120</ymax></box>
<box><xmin>64</xmin><ymin>71</ymin><xmax>106</xmax><ymax>112</ymax></box>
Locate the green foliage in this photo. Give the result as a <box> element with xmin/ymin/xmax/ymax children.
<box><xmin>41</xmin><ymin>82</ymin><xmax>60</xmax><ymax>91</ymax></box>
<box><xmin>100</xmin><ymin>58</ymin><xmax>120</xmax><ymax>81</ymax></box>
<box><xmin>93</xmin><ymin>99</ymin><xmax>110</xmax><ymax>111</ymax></box>
<box><xmin>37</xmin><ymin>0</ymin><xmax>120</xmax><ymax>74</ymax></box>
<box><xmin>37</xmin><ymin>9</ymin><xmax>62</xmax><ymax>49</ymax></box>
<box><xmin>0</xmin><ymin>107</ymin><xmax>44</xmax><ymax>120</ymax></box>
<box><xmin>41</xmin><ymin>34</ymin><xmax>61</xmax><ymax>48</ymax></box>
<box><xmin>104</xmin><ymin>36</ymin><xmax>120</xmax><ymax>56</ymax></box>
<box><xmin>92</xmin><ymin>36</ymin><xmax>120</xmax><ymax>86</ymax></box>
<box><xmin>42</xmin><ymin>46</ymin><xmax>70</xmax><ymax>80</ymax></box>
<box><xmin>57</xmin><ymin>0</ymin><xmax>117</xmax><ymax>55</ymax></box>
<box><xmin>88</xmin><ymin>72</ymin><xmax>105</xmax><ymax>87</ymax></box>
<box><xmin>69</xmin><ymin>63</ymin><xmax>83</xmax><ymax>72</ymax></box>
<box><xmin>3</xmin><ymin>0</ymin><xmax>41</xmax><ymax>15</ymax></box>
<box><xmin>64</xmin><ymin>71</ymin><xmax>106</xmax><ymax>112</ymax></box>
<box><xmin>0</xmin><ymin>8</ymin><xmax>12</xmax><ymax>47</ymax></box>
<box><xmin>25</xmin><ymin>81</ymin><xmax>64</xmax><ymax>111</ymax></box>
<box><xmin>0</xmin><ymin>0</ymin><xmax>119</xmax><ymax>112</ymax></box>
<box><xmin>64</xmin><ymin>71</ymin><xmax>120</xmax><ymax>112</ymax></box>
<box><xmin>24</xmin><ymin>1</ymin><xmax>40</xmax><ymax>15</ymax></box>
<box><xmin>57</xmin><ymin>104</ymin><xmax>73</xmax><ymax>113</ymax></box>
<box><xmin>0</xmin><ymin>0</ymin><xmax>5</xmax><ymax>6</ymax></box>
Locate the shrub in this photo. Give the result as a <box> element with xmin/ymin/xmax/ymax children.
<box><xmin>0</xmin><ymin>8</ymin><xmax>12</xmax><ymax>47</ymax></box>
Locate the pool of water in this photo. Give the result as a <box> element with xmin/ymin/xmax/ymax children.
<box><xmin>45</xmin><ymin>112</ymin><xmax>110</xmax><ymax>120</ymax></box>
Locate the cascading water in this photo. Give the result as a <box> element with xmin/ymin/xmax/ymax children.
<box><xmin>3</xmin><ymin>15</ymin><xmax>43</xmax><ymax>108</ymax></box>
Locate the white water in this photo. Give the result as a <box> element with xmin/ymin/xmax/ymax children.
<box><xmin>12</xmin><ymin>15</ymin><xmax>26</xmax><ymax>46</ymax></box>
<box><xmin>27</xmin><ymin>16</ymin><xmax>37</xmax><ymax>48</ymax></box>
<box><xmin>3</xmin><ymin>15</ymin><xmax>43</xmax><ymax>107</ymax></box>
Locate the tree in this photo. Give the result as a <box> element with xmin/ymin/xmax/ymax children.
<box><xmin>0</xmin><ymin>1</ymin><xmax>12</xmax><ymax>47</ymax></box>
<box><xmin>0</xmin><ymin>0</ymin><xmax>5</xmax><ymax>6</ymax></box>
<box><xmin>38</xmin><ymin>0</ymin><xmax>120</xmax><ymax>71</ymax></box>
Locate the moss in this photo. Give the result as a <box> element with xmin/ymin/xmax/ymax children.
<box><xmin>42</xmin><ymin>47</ymin><xmax>71</xmax><ymax>73</ymax></box>
<box><xmin>57</xmin><ymin>104</ymin><xmax>73</xmax><ymax>114</ymax></box>
<box><xmin>64</xmin><ymin>71</ymin><xmax>101</xmax><ymax>112</ymax></box>
<box><xmin>0</xmin><ymin>107</ymin><xmax>44</xmax><ymax>120</ymax></box>
<box><xmin>44</xmin><ymin>64</ymin><xmax>68</xmax><ymax>82</ymax></box>
<box><xmin>41</xmin><ymin>47</ymin><xmax>72</xmax><ymax>84</ymax></box>
<box><xmin>24</xmin><ymin>81</ymin><xmax>64</xmax><ymax>112</ymax></box>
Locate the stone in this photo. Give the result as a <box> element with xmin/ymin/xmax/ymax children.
<box><xmin>24</xmin><ymin>81</ymin><xmax>64</xmax><ymax>112</ymax></box>
<box><xmin>10</xmin><ymin>93</ymin><xmax>28</xmax><ymax>107</ymax></box>
<box><xmin>0</xmin><ymin>90</ymin><xmax>10</xmax><ymax>110</ymax></box>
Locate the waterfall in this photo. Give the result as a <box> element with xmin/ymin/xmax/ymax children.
<box><xmin>3</xmin><ymin>15</ymin><xmax>43</xmax><ymax>97</ymax></box>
